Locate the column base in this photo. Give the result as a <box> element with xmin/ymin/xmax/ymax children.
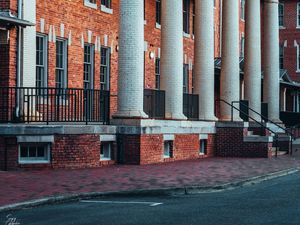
<box><xmin>165</xmin><ymin>112</ymin><xmax>187</xmax><ymax>120</ymax></box>
<box><xmin>219</xmin><ymin>115</ymin><xmax>243</xmax><ymax>122</ymax></box>
<box><xmin>113</xmin><ymin>110</ymin><xmax>149</xmax><ymax>119</ymax></box>
<box><xmin>199</xmin><ymin>115</ymin><xmax>218</xmax><ymax>121</ymax></box>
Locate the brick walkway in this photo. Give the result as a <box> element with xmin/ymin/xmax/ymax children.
<box><xmin>1</xmin><ymin>153</ymin><xmax>300</xmax><ymax>207</ymax></box>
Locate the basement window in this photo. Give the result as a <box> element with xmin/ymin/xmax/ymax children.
<box><xmin>84</xmin><ymin>0</ymin><xmax>97</xmax><ymax>9</ymax></box>
<box><xmin>164</xmin><ymin>141</ymin><xmax>173</xmax><ymax>158</ymax></box>
<box><xmin>100</xmin><ymin>142</ymin><xmax>112</xmax><ymax>161</ymax></box>
<box><xmin>19</xmin><ymin>143</ymin><xmax>50</xmax><ymax>164</ymax></box>
<box><xmin>199</xmin><ymin>140</ymin><xmax>207</xmax><ymax>155</ymax></box>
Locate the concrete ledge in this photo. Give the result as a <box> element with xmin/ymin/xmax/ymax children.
<box><xmin>243</xmin><ymin>135</ymin><xmax>273</xmax><ymax>143</ymax></box>
<box><xmin>0</xmin><ymin>125</ymin><xmax>117</xmax><ymax>135</ymax></box>
<box><xmin>17</xmin><ymin>135</ymin><xmax>54</xmax><ymax>143</ymax></box>
<box><xmin>216</xmin><ymin>121</ymin><xmax>248</xmax><ymax>128</ymax></box>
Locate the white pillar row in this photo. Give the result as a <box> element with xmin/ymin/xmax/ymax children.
<box><xmin>220</xmin><ymin>0</ymin><xmax>241</xmax><ymax>121</ymax></box>
<box><xmin>161</xmin><ymin>0</ymin><xmax>186</xmax><ymax>120</ymax></box>
<box><xmin>114</xmin><ymin>0</ymin><xmax>148</xmax><ymax>118</ymax></box>
<box><xmin>263</xmin><ymin>0</ymin><xmax>281</xmax><ymax>122</ymax></box>
<box><xmin>244</xmin><ymin>0</ymin><xmax>262</xmax><ymax>121</ymax></box>
<box><xmin>194</xmin><ymin>0</ymin><xmax>217</xmax><ymax>121</ymax></box>
<box><xmin>22</xmin><ymin>0</ymin><xmax>36</xmax><ymax>87</ymax></box>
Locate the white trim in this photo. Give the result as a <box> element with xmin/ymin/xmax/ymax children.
<box><xmin>155</xmin><ymin>23</ymin><xmax>161</xmax><ymax>29</ymax></box>
<box><xmin>100</xmin><ymin>142</ymin><xmax>112</xmax><ymax>161</ymax></box>
<box><xmin>100</xmin><ymin>135</ymin><xmax>116</xmax><ymax>142</ymax></box>
<box><xmin>84</xmin><ymin>0</ymin><xmax>97</xmax><ymax>9</ymax></box>
<box><xmin>17</xmin><ymin>135</ymin><xmax>54</xmax><ymax>143</ymax></box>
<box><xmin>297</xmin><ymin>3</ymin><xmax>300</xmax><ymax>28</ymax></box>
<box><xmin>199</xmin><ymin>134</ymin><xmax>208</xmax><ymax>140</ymax></box>
<box><xmin>183</xmin><ymin>32</ymin><xmax>190</xmax><ymax>38</ymax></box>
<box><xmin>101</xmin><ymin>5</ymin><xmax>113</xmax><ymax>14</ymax></box>
<box><xmin>297</xmin><ymin>43</ymin><xmax>300</xmax><ymax>72</ymax></box>
<box><xmin>163</xmin><ymin>134</ymin><xmax>174</xmax><ymax>141</ymax></box>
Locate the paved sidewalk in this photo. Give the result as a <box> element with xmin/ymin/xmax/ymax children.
<box><xmin>1</xmin><ymin>153</ymin><xmax>300</xmax><ymax>207</ymax></box>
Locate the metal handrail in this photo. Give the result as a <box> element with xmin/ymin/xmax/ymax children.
<box><xmin>216</xmin><ymin>99</ymin><xmax>288</xmax><ymax>157</ymax></box>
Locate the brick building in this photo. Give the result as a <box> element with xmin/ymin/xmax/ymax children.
<box><xmin>0</xmin><ymin>0</ymin><xmax>298</xmax><ymax>170</ymax></box>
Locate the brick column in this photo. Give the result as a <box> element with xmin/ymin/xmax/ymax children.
<box><xmin>194</xmin><ymin>0</ymin><xmax>217</xmax><ymax>121</ymax></box>
<box><xmin>220</xmin><ymin>0</ymin><xmax>241</xmax><ymax>121</ymax></box>
<box><xmin>263</xmin><ymin>0</ymin><xmax>281</xmax><ymax>122</ymax></box>
<box><xmin>244</xmin><ymin>0</ymin><xmax>262</xmax><ymax>120</ymax></box>
<box><xmin>161</xmin><ymin>0</ymin><xmax>186</xmax><ymax>120</ymax></box>
<box><xmin>114</xmin><ymin>0</ymin><xmax>148</xmax><ymax>118</ymax></box>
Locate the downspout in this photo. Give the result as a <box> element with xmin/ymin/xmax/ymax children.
<box><xmin>16</xmin><ymin>0</ymin><xmax>23</xmax><ymax>118</ymax></box>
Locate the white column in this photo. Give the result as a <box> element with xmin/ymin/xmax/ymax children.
<box><xmin>22</xmin><ymin>0</ymin><xmax>36</xmax><ymax>87</ymax></box>
<box><xmin>161</xmin><ymin>0</ymin><xmax>186</xmax><ymax>120</ymax></box>
<box><xmin>280</xmin><ymin>87</ymin><xmax>287</xmax><ymax>111</ymax></box>
<box><xmin>244</xmin><ymin>0</ymin><xmax>262</xmax><ymax>120</ymax></box>
<box><xmin>220</xmin><ymin>0</ymin><xmax>241</xmax><ymax>121</ymax></box>
<box><xmin>263</xmin><ymin>0</ymin><xmax>281</xmax><ymax>122</ymax></box>
<box><xmin>194</xmin><ymin>0</ymin><xmax>217</xmax><ymax>121</ymax></box>
<box><xmin>114</xmin><ymin>0</ymin><xmax>148</xmax><ymax>118</ymax></box>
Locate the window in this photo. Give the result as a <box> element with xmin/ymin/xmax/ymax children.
<box><xmin>19</xmin><ymin>144</ymin><xmax>50</xmax><ymax>164</ymax></box>
<box><xmin>279</xmin><ymin>44</ymin><xmax>284</xmax><ymax>70</ymax></box>
<box><xmin>100</xmin><ymin>142</ymin><xmax>112</xmax><ymax>161</ymax></box>
<box><xmin>101</xmin><ymin>0</ymin><xmax>112</xmax><ymax>13</ymax></box>
<box><xmin>199</xmin><ymin>140</ymin><xmax>207</xmax><ymax>155</ymax></box>
<box><xmin>156</xmin><ymin>0</ymin><xmax>161</xmax><ymax>27</ymax></box>
<box><xmin>84</xmin><ymin>0</ymin><xmax>97</xmax><ymax>9</ymax></box>
<box><xmin>240</xmin><ymin>35</ymin><xmax>245</xmax><ymax>57</ymax></box>
<box><xmin>192</xmin><ymin>1</ymin><xmax>195</xmax><ymax>35</ymax></box>
<box><xmin>84</xmin><ymin>44</ymin><xmax>94</xmax><ymax>90</ymax></box>
<box><xmin>183</xmin><ymin>64</ymin><xmax>189</xmax><ymax>94</ymax></box>
<box><xmin>183</xmin><ymin>0</ymin><xmax>190</xmax><ymax>34</ymax></box>
<box><xmin>298</xmin><ymin>3</ymin><xmax>300</xmax><ymax>27</ymax></box>
<box><xmin>101</xmin><ymin>0</ymin><xmax>111</xmax><ymax>8</ymax></box>
<box><xmin>155</xmin><ymin>58</ymin><xmax>160</xmax><ymax>90</ymax></box>
<box><xmin>240</xmin><ymin>0</ymin><xmax>245</xmax><ymax>20</ymax></box>
<box><xmin>55</xmin><ymin>39</ymin><xmax>68</xmax><ymax>89</ymax></box>
<box><xmin>164</xmin><ymin>141</ymin><xmax>173</xmax><ymax>158</ymax></box>
<box><xmin>100</xmin><ymin>47</ymin><xmax>110</xmax><ymax>91</ymax></box>
<box><xmin>279</xmin><ymin>3</ymin><xmax>284</xmax><ymax>27</ymax></box>
<box><xmin>36</xmin><ymin>34</ymin><xmax>47</xmax><ymax>93</ymax></box>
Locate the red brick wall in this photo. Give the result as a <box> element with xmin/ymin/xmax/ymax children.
<box><xmin>173</xmin><ymin>134</ymin><xmax>199</xmax><ymax>160</ymax></box>
<box><xmin>216</xmin><ymin>127</ymin><xmax>271</xmax><ymax>158</ymax></box>
<box><xmin>140</xmin><ymin>134</ymin><xmax>164</xmax><ymax>164</ymax></box>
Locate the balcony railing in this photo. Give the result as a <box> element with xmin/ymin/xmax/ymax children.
<box><xmin>144</xmin><ymin>89</ymin><xmax>165</xmax><ymax>119</ymax></box>
<box><xmin>183</xmin><ymin>93</ymin><xmax>199</xmax><ymax>120</ymax></box>
<box><xmin>0</xmin><ymin>87</ymin><xmax>110</xmax><ymax>124</ymax></box>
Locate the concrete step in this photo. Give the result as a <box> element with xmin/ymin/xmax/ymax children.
<box><xmin>271</xmin><ymin>147</ymin><xmax>288</xmax><ymax>156</ymax></box>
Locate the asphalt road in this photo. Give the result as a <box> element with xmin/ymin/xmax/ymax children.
<box><xmin>1</xmin><ymin>172</ymin><xmax>300</xmax><ymax>225</ymax></box>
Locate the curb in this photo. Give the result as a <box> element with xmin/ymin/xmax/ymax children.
<box><xmin>0</xmin><ymin>167</ymin><xmax>299</xmax><ymax>213</ymax></box>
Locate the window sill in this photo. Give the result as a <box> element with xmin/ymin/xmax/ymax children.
<box><xmin>84</xmin><ymin>1</ymin><xmax>97</xmax><ymax>9</ymax></box>
<box><xmin>199</xmin><ymin>153</ymin><xmax>206</xmax><ymax>156</ymax></box>
<box><xmin>155</xmin><ymin>23</ymin><xmax>161</xmax><ymax>29</ymax></box>
<box><xmin>144</xmin><ymin>20</ymin><xmax>147</xmax><ymax>25</ymax></box>
<box><xmin>296</xmin><ymin>26</ymin><xmax>300</xmax><ymax>29</ymax></box>
<box><xmin>100</xmin><ymin>158</ymin><xmax>111</xmax><ymax>161</ymax></box>
<box><xmin>296</xmin><ymin>70</ymin><xmax>300</xmax><ymax>73</ymax></box>
<box><xmin>19</xmin><ymin>160</ymin><xmax>50</xmax><ymax>164</ymax></box>
<box><xmin>279</xmin><ymin>26</ymin><xmax>286</xmax><ymax>29</ymax></box>
<box><xmin>183</xmin><ymin>32</ymin><xmax>190</xmax><ymax>38</ymax></box>
<box><xmin>101</xmin><ymin>5</ymin><xmax>113</xmax><ymax>14</ymax></box>
<box><xmin>163</xmin><ymin>155</ymin><xmax>170</xmax><ymax>159</ymax></box>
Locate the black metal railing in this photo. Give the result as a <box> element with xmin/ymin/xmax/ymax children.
<box><xmin>217</xmin><ymin>99</ymin><xmax>295</xmax><ymax>157</ymax></box>
<box><xmin>0</xmin><ymin>87</ymin><xmax>110</xmax><ymax>124</ymax></box>
<box><xmin>183</xmin><ymin>93</ymin><xmax>199</xmax><ymax>120</ymax></box>
<box><xmin>144</xmin><ymin>89</ymin><xmax>165</xmax><ymax>119</ymax></box>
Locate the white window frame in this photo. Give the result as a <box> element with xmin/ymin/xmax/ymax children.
<box><xmin>279</xmin><ymin>2</ymin><xmax>285</xmax><ymax>28</ymax></box>
<box><xmin>84</xmin><ymin>0</ymin><xmax>97</xmax><ymax>9</ymax></box>
<box><xmin>240</xmin><ymin>0</ymin><xmax>245</xmax><ymax>21</ymax></box>
<box><xmin>101</xmin><ymin>0</ymin><xmax>113</xmax><ymax>14</ymax></box>
<box><xmin>18</xmin><ymin>143</ymin><xmax>50</xmax><ymax>164</ymax></box>
<box><xmin>36</xmin><ymin>33</ymin><xmax>48</xmax><ymax>91</ymax></box>
<box><xmin>55</xmin><ymin>38</ymin><xmax>68</xmax><ymax>89</ymax></box>
<box><xmin>163</xmin><ymin>141</ymin><xmax>173</xmax><ymax>159</ymax></box>
<box><xmin>199</xmin><ymin>139</ymin><xmax>208</xmax><ymax>155</ymax></box>
<box><xmin>100</xmin><ymin>142</ymin><xmax>112</xmax><ymax>161</ymax></box>
<box><xmin>297</xmin><ymin>3</ymin><xmax>300</xmax><ymax>28</ymax></box>
<box><xmin>297</xmin><ymin>44</ymin><xmax>300</xmax><ymax>72</ymax></box>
